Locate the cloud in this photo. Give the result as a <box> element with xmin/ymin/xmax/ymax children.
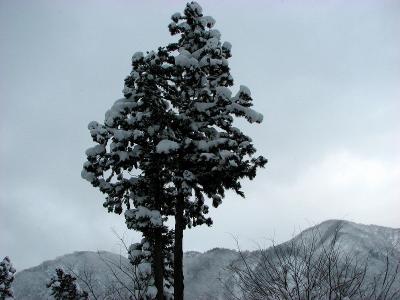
<box><xmin>0</xmin><ymin>0</ymin><xmax>399</xmax><ymax>270</ymax></box>
<box><xmin>300</xmin><ymin>151</ymin><xmax>400</xmax><ymax>190</ymax></box>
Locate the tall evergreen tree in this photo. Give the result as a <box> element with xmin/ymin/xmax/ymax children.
<box><xmin>82</xmin><ymin>49</ymin><xmax>175</xmax><ymax>300</ymax></box>
<box><xmin>0</xmin><ymin>256</ymin><xmax>16</xmax><ymax>300</ymax></box>
<box><xmin>83</xmin><ymin>2</ymin><xmax>266</xmax><ymax>299</ymax></box>
<box><xmin>163</xmin><ymin>2</ymin><xmax>268</xmax><ymax>298</ymax></box>
<box><xmin>46</xmin><ymin>268</ymin><xmax>89</xmax><ymax>300</ymax></box>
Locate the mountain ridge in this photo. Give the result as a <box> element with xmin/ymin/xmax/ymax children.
<box><xmin>13</xmin><ymin>219</ymin><xmax>400</xmax><ymax>299</ymax></box>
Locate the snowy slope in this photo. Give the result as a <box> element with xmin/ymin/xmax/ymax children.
<box><xmin>183</xmin><ymin>248</ymin><xmax>238</xmax><ymax>300</ymax></box>
<box><xmin>298</xmin><ymin>219</ymin><xmax>400</xmax><ymax>254</ymax></box>
<box><xmin>13</xmin><ymin>251</ymin><xmax>132</xmax><ymax>300</ymax></box>
<box><xmin>13</xmin><ymin>220</ymin><xmax>400</xmax><ymax>299</ymax></box>
<box><xmin>293</xmin><ymin>219</ymin><xmax>400</xmax><ymax>276</ymax></box>
<box><xmin>13</xmin><ymin>249</ymin><xmax>238</xmax><ymax>300</ymax></box>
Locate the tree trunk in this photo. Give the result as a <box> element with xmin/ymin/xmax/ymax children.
<box><xmin>152</xmin><ymin>170</ymin><xmax>164</xmax><ymax>300</ymax></box>
<box><xmin>174</xmin><ymin>194</ymin><xmax>185</xmax><ymax>300</ymax></box>
<box><xmin>153</xmin><ymin>229</ymin><xmax>164</xmax><ymax>300</ymax></box>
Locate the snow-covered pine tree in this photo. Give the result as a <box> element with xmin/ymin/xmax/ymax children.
<box><xmin>82</xmin><ymin>48</ymin><xmax>176</xmax><ymax>300</ymax></box>
<box><xmin>0</xmin><ymin>256</ymin><xmax>16</xmax><ymax>300</ymax></box>
<box><xmin>46</xmin><ymin>268</ymin><xmax>89</xmax><ymax>300</ymax></box>
<box><xmin>163</xmin><ymin>2</ymin><xmax>268</xmax><ymax>298</ymax></box>
<box><xmin>83</xmin><ymin>3</ymin><xmax>266</xmax><ymax>299</ymax></box>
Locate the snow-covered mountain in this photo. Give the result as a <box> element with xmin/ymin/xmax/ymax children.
<box><xmin>13</xmin><ymin>251</ymin><xmax>130</xmax><ymax>300</ymax></box>
<box><xmin>298</xmin><ymin>219</ymin><xmax>400</xmax><ymax>254</ymax></box>
<box><xmin>13</xmin><ymin>248</ymin><xmax>238</xmax><ymax>300</ymax></box>
<box><xmin>292</xmin><ymin>220</ymin><xmax>400</xmax><ymax>277</ymax></box>
<box><xmin>13</xmin><ymin>220</ymin><xmax>400</xmax><ymax>299</ymax></box>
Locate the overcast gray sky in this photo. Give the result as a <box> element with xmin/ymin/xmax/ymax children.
<box><xmin>1</xmin><ymin>0</ymin><xmax>399</xmax><ymax>271</ymax></box>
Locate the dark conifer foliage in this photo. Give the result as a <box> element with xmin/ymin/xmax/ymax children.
<box><xmin>165</xmin><ymin>1</ymin><xmax>267</xmax><ymax>226</ymax></box>
<box><xmin>0</xmin><ymin>256</ymin><xmax>16</xmax><ymax>300</ymax></box>
<box><xmin>165</xmin><ymin>3</ymin><xmax>267</xmax><ymax>298</ymax></box>
<box><xmin>82</xmin><ymin>48</ymin><xmax>175</xmax><ymax>300</ymax></box>
<box><xmin>47</xmin><ymin>269</ymin><xmax>89</xmax><ymax>300</ymax></box>
<box><xmin>82</xmin><ymin>2</ymin><xmax>266</xmax><ymax>299</ymax></box>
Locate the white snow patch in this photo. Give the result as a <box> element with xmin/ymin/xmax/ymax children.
<box><xmin>132</xmin><ymin>52</ymin><xmax>144</xmax><ymax>63</ymax></box>
<box><xmin>85</xmin><ymin>144</ymin><xmax>105</xmax><ymax>157</ymax></box>
<box><xmin>156</xmin><ymin>140</ymin><xmax>180</xmax><ymax>154</ymax></box>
